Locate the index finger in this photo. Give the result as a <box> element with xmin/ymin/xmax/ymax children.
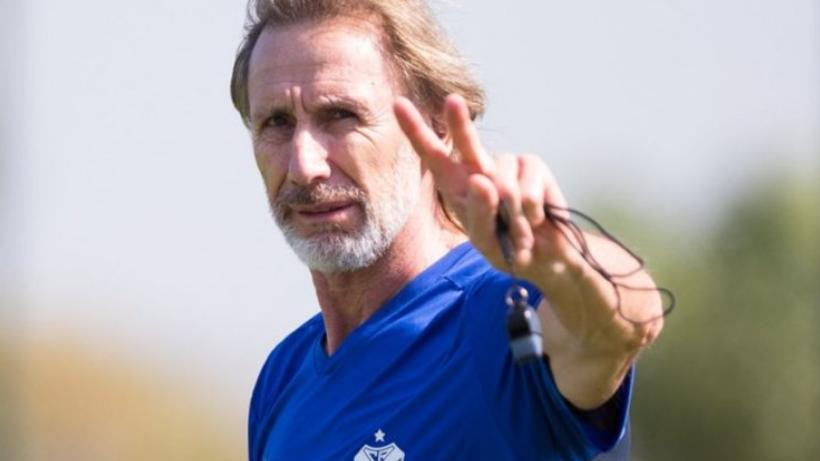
<box><xmin>444</xmin><ymin>94</ymin><xmax>495</xmax><ymax>175</ymax></box>
<box><xmin>393</xmin><ymin>97</ymin><xmax>460</xmax><ymax>179</ymax></box>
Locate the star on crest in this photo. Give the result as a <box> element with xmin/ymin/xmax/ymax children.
<box><xmin>374</xmin><ymin>429</ymin><xmax>386</xmax><ymax>443</ymax></box>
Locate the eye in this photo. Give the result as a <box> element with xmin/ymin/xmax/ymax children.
<box><xmin>326</xmin><ymin>107</ymin><xmax>357</xmax><ymax>122</ymax></box>
<box><xmin>266</xmin><ymin>111</ymin><xmax>294</xmax><ymax>129</ymax></box>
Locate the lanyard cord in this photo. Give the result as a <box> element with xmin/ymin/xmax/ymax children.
<box><xmin>497</xmin><ymin>203</ymin><xmax>676</xmax><ymax>325</ymax></box>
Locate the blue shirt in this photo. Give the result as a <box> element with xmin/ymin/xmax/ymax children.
<box><xmin>249</xmin><ymin>243</ymin><xmax>632</xmax><ymax>460</ymax></box>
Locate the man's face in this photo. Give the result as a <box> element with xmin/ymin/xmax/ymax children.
<box><xmin>247</xmin><ymin>17</ymin><xmax>422</xmax><ymax>273</ymax></box>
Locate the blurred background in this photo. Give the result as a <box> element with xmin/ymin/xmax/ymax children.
<box><xmin>1</xmin><ymin>0</ymin><xmax>817</xmax><ymax>460</ymax></box>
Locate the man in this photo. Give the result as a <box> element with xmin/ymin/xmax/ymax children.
<box><xmin>230</xmin><ymin>1</ymin><xmax>664</xmax><ymax>459</ymax></box>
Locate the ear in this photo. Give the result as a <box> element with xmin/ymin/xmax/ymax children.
<box><xmin>431</xmin><ymin>116</ymin><xmax>454</xmax><ymax>153</ymax></box>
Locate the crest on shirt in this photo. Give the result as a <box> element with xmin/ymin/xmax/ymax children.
<box><xmin>354</xmin><ymin>429</ymin><xmax>404</xmax><ymax>461</ymax></box>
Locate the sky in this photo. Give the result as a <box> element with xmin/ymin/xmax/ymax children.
<box><xmin>3</xmin><ymin>0</ymin><xmax>818</xmax><ymax>424</ymax></box>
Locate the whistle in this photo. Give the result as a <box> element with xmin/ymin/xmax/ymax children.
<box><xmin>495</xmin><ymin>207</ymin><xmax>544</xmax><ymax>364</ymax></box>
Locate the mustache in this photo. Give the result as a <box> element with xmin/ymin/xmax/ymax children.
<box><xmin>271</xmin><ymin>183</ymin><xmax>366</xmax><ymax>219</ymax></box>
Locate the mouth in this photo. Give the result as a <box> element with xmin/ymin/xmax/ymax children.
<box><xmin>290</xmin><ymin>201</ymin><xmax>357</xmax><ymax>223</ymax></box>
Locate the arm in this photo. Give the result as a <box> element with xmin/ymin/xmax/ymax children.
<box><xmin>394</xmin><ymin>94</ymin><xmax>663</xmax><ymax>410</ymax></box>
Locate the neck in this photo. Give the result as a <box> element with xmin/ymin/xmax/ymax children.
<box><xmin>311</xmin><ymin>203</ymin><xmax>465</xmax><ymax>355</ymax></box>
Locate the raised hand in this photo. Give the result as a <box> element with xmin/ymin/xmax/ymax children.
<box><xmin>395</xmin><ymin>94</ymin><xmax>665</xmax><ymax>409</ymax></box>
<box><xmin>393</xmin><ymin>94</ymin><xmax>581</xmax><ymax>283</ymax></box>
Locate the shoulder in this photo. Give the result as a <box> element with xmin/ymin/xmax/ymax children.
<box><xmin>247</xmin><ymin>314</ymin><xmax>323</xmax><ymax>460</ymax></box>
<box><xmin>249</xmin><ymin>314</ymin><xmax>323</xmax><ymax>422</ymax></box>
<box><xmin>445</xmin><ymin>244</ymin><xmax>543</xmax><ymax>316</ymax></box>
<box><xmin>254</xmin><ymin>314</ymin><xmax>323</xmax><ymax>384</ymax></box>
<box><xmin>440</xmin><ymin>242</ymin><xmax>500</xmax><ymax>291</ymax></box>
<box><xmin>263</xmin><ymin>314</ymin><xmax>322</xmax><ymax>365</ymax></box>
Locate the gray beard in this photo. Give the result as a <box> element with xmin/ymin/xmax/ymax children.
<box><xmin>270</xmin><ymin>154</ymin><xmax>420</xmax><ymax>274</ymax></box>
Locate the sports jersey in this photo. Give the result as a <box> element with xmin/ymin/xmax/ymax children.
<box><xmin>249</xmin><ymin>242</ymin><xmax>632</xmax><ymax>460</ymax></box>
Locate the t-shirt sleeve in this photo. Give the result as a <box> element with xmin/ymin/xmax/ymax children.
<box><xmin>464</xmin><ymin>270</ymin><xmax>632</xmax><ymax>459</ymax></box>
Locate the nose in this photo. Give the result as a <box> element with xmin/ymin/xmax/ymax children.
<box><xmin>287</xmin><ymin>126</ymin><xmax>331</xmax><ymax>185</ymax></box>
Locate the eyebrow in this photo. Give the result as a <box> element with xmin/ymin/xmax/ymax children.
<box><xmin>251</xmin><ymin>91</ymin><xmax>372</xmax><ymax>127</ymax></box>
<box><xmin>311</xmin><ymin>93</ymin><xmax>370</xmax><ymax>114</ymax></box>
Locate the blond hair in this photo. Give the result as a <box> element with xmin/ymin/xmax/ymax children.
<box><xmin>230</xmin><ymin>0</ymin><xmax>484</xmax><ymax>127</ymax></box>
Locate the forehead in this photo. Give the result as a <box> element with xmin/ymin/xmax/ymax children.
<box><xmin>247</xmin><ymin>17</ymin><xmax>401</xmax><ymax>114</ymax></box>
